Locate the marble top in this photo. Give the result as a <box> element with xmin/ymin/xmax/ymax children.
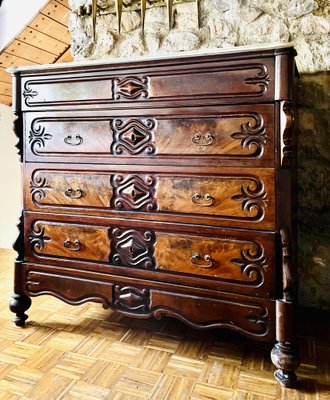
<box><xmin>8</xmin><ymin>42</ymin><xmax>294</xmax><ymax>73</ymax></box>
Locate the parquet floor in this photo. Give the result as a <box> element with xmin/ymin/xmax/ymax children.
<box><xmin>0</xmin><ymin>248</ymin><xmax>329</xmax><ymax>399</ymax></box>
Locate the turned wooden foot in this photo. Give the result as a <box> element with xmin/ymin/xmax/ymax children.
<box><xmin>271</xmin><ymin>342</ymin><xmax>300</xmax><ymax>388</ymax></box>
<box><xmin>9</xmin><ymin>293</ymin><xmax>31</xmax><ymax>327</ymax></box>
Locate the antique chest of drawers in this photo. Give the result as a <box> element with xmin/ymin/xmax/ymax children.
<box><xmin>9</xmin><ymin>44</ymin><xmax>299</xmax><ymax>387</ymax></box>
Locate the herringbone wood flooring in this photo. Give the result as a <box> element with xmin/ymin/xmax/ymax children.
<box><xmin>0</xmin><ymin>248</ymin><xmax>329</xmax><ymax>399</ymax></box>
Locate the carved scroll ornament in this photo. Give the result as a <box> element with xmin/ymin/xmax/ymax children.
<box><xmin>29</xmin><ymin>120</ymin><xmax>52</xmax><ymax>155</ymax></box>
<box><xmin>23</xmin><ymin>82</ymin><xmax>38</xmax><ymax>105</ymax></box>
<box><xmin>29</xmin><ymin>224</ymin><xmax>51</xmax><ymax>252</ymax></box>
<box><xmin>231</xmin><ymin>241</ymin><xmax>268</xmax><ymax>286</ymax></box>
<box><xmin>231</xmin><ymin>178</ymin><xmax>269</xmax><ymax>221</ymax></box>
<box><xmin>244</xmin><ymin>65</ymin><xmax>270</xmax><ymax>94</ymax></box>
<box><xmin>30</xmin><ymin>173</ymin><xmax>52</xmax><ymax>203</ymax></box>
<box><xmin>231</xmin><ymin>113</ymin><xmax>269</xmax><ymax>157</ymax></box>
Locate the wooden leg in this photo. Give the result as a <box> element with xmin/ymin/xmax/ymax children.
<box><xmin>9</xmin><ymin>293</ymin><xmax>31</xmax><ymax>327</ymax></box>
<box><xmin>271</xmin><ymin>342</ymin><xmax>300</xmax><ymax>388</ymax></box>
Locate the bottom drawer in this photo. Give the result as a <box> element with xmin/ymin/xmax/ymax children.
<box><xmin>22</xmin><ymin>263</ymin><xmax>276</xmax><ymax>342</ymax></box>
<box><xmin>24</xmin><ymin>212</ymin><xmax>276</xmax><ymax>297</ymax></box>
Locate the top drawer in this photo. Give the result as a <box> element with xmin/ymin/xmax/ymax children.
<box><xmin>19</xmin><ymin>57</ymin><xmax>275</xmax><ymax>111</ymax></box>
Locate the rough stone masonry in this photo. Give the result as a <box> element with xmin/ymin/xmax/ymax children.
<box><xmin>68</xmin><ymin>0</ymin><xmax>330</xmax><ymax>309</ymax></box>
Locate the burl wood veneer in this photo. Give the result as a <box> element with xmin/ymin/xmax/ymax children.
<box><xmin>8</xmin><ymin>45</ymin><xmax>300</xmax><ymax>387</ymax></box>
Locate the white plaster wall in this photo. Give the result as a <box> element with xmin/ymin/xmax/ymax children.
<box><xmin>0</xmin><ymin>104</ymin><xmax>21</xmax><ymax>249</ymax></box>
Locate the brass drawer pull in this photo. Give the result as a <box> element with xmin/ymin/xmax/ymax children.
<box><xmin>64</xmin><ymin>187</ymin><xmax>83</xmax><ymax>199</ymax></box>
<box><xmin>191</xmin><ymin>133</ymin><xmax>214</xmax><ymax>146</ymax></box>
<box><xmin>63</xmin><ymin>239</ymin><xmax>81</xmax><ymax>251</ymax></box>
<box><xmin>190</xmin><ymin>253</ymin><xmax>213</xmax><ymax>268</ymax></box>
<box><xmin>64</xmin><ymin>134</ymin><xmax>83</xmax><ymax>146</ymax></box>
<box><xmin>191</xmin><ymin>193</ymin><xmax>214</xmax><ymax>206</ymax></box>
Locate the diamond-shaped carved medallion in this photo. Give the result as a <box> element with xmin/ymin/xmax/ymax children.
<box><xmin>110</xmin><ymin>228</ymin><xmax>156</xmax><ymax>270</ymax></box>
<box><xmin>111</xmin><ymin>118</ymin><xmax>156</xmax><ymax>155</ymax></box>
<box><xmin>113</xmin><ymin>285</ymin><xmax>150</xmax><ymax>313</ymax></box>
<box><xmin>111</xmin><ymin>174</ymin><xmax>157</xmax><ymax>212</ymax></box>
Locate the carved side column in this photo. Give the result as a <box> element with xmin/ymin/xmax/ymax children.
<box><xmin>270</xmin><ymin>227</ymin><xmax>300</xmax><ymax>387</ymax></box>
<box><xmin>8</xmin><ymin>71</ymin><xmax>32</xmax><ymax>326</ymax></box>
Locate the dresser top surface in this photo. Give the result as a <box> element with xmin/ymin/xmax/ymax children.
<box><xmin>8</xmin><ymin>42</ymin><xmax>295</xmax><ymax>75</ymax></box>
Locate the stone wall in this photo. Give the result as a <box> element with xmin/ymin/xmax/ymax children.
<box><xmin>68</xmin><ymin>0</ymin><xmax>330</xmax><ymax>309</ymax></box>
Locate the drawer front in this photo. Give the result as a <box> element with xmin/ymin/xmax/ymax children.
<box><xmin>21</xmin><ymin>58</ymin><xmax>274</xmax><ymax>110</ymax></box>
<box><xmin>154</xmin><ymin>233</ymin><xmax>274</xmax><ymax>285</ymax></box>
<box><xmin>24</xmin><ymin>105</ymin><xmax>275</xmax><ymax>167</ymax></box>
<box><xmin>24</xmin><ymin>213</ymin><xmax>276</xmax><ymax>297</ymax></box>
<box><xmin>27</xmin><ymin>222</ymin><xmax>111</xmax><ymax>262</ymax></box>
<box><xmin>27</xmin><ymin>170</ymin><xmax>112</xmax><ymax>209</ymax></box>
<box><xmin>22</xmin><ymin>264</ymin><xmax>275</xmax><ymax>341</ymax></box>
<box><xmin>26</xmin><ymin>166</ymin><xmax>275</xmax><ymax>230</ymax></box>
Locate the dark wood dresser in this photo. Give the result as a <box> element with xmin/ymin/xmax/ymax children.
<box><xmin>9</xmin><ymin>45</ymin><xmax>300</xmax><ymax>387</ymax></box>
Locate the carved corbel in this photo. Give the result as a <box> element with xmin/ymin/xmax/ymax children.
<box><xmin>280</xmin><ymin>227</ymin><xmax>297</xmax><ymax>303</ymax></box>
<box><xmin>280</xmin><ymin>101</ymin><xmax>294</xmax><ymax>168</ymax></box>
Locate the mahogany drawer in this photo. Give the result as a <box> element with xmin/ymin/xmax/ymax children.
<box><xmin>26</xmin><ymin>165</ymin><xmax>275</xmax><ymax>230</ymax></box>
<box><xmin>24</xmin><ymin>105</ymin><xmax>275</xmax><ymax>167</ymax></box>
<box><xmin>20</xmin><ymin>56</ymin><xmax>275</xmax><ymax>111</ymax></box>
<box><xmin>22</xmin><ymin>263</ymin><xmax>275</xmax><ymax>341</ymax></box>
<box><xmin>24</xmin><ymin>212</ymin><xmax>276</xmax><ymax>297</ymax></box>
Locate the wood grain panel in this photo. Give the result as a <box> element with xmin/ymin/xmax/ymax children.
<box><xmin>17</xmin><ymin>28</ymin><xmax>69</xmax><ymax>57</ymax></box>
<box><xmin>26</xmin><ymin>221</ymin><xmax>110</xmax><ymax>262</ymax></box>
<box><xmin>19</xmin><ymin>58</ymin><xmax>275</xmax><ymax>110</ymax></box>
<box><xmin>24</xmin><ymin>166</ymin><xmax>275</xmax><ymax>230</ymax></box>
<box><xmin>29</xmin><ymin>14</ymin><xmax>70</xmax><ymax>44</ymax></box>
<box><xmin>4</xmin><ymin>40</ymin><xmax>55</xmax><ymax>64</ymax></box>
<box><xmin>24</xmin><ymin>105</ymin><xmax>274</xmax><ymax>166</ymax></box>
<box><xmin>21</xmin><ymin>78</ymin><xmax>113</xmax><ymax>107</ymax></box>
<box><xmin>157</xmin><ymin>172</ymin><xmax>275</xmax><ymax>229</ymax></box>
<box><xmin>25</xmin><ymin>270</ymin><xmax>113</xmax><ymax>307</ymax></box>
<box><xmin>21</xmin><ymin>263</ymin><xmax>275</xmax><ymax>341</ymax></box>
<box><xmin>149</xmin><ymin>65</ymin><xmax>274</xmax><ymax>100</ymax></box>
<box><xmin>154</xmin><ymin>232</ymin><xmax>273</xmax><ymax>286</ymax></box>
<box><xmin>25</xmin><ymin>117</ymin><xmax>113</xmax><ymax>157</ymax></box>
<box><xmin>22</xmin><ymin>212</ymin><xmax>276</xmax><ymax>297</ymax></box>
<box><xmin>155</xmin><ymin>110</ymin><xmax>273</xmax><ymax>160</ymax></box>
<box><xmin>27</xmin><ymin>170</ymin><xmax>112</xmax><ymax>209</ymax></box>
<box><xmin>150</xmin><ymin>290</ymin><xmax>275</xmax><ymax>340</ymax></box>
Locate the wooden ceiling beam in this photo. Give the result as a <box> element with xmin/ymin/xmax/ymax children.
<box><xmin>0</xmin><ymin>52</ymin><xmax>38</xmax><ymax>69</ymax></box>
<box><xmin>29</xmin><ymin>14</ymin><xmax>70</xmax><ymax>44</ymax></box>
<box><xmin>0</xmin><ymin>81</ymin><xmax>12</xmax><ymax>99</ymax></box>
<box><xmin>55</xmin><ymin>47</ymin><xmax>73</xmax><ymax>63</ymax></box>
<box><xmin>41</xmin><ymin>0</ymin><xmax>70</xmax><ymax>27</ymax></box>
<box><xmin>0</xmin><ymin>68</ymin><xmax>12</xmax><ymax>83</ymax></box>
<box><xmin>17</xmin><ymin>27</ymin><xmax>69</xmax><ymax>57</ymax></box>
<box><xmin>0</xmin><ymin>94</ymin><xmax>11</xmax><ymax>106</ymax></box>
<box><xmin>3</xmin><ymin>40</ymin><xmax>58</xmax><ymax>64</ymax></box>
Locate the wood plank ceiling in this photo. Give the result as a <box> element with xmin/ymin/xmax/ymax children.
<box><xmin>0</xmin><ymin>0</ymin><xmax>73</xmax><ymax>106</ymax></box>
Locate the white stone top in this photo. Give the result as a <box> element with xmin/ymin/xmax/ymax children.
<box><xmin>7</xmin><ymin>42</ymin><xmax>294</xmax><ymax>74</ymax></box>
